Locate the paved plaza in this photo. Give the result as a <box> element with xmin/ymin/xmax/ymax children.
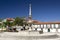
<box><xmin>0</xmin><ymin>31</ymin><xmax>60</xmax><ymax>40</ymax></box>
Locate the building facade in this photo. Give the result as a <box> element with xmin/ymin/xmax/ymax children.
<box><xmin>31</xmin><ymin>22</ymin><xmax>60</xmax><ymax>32</ymax></box>
<box><xmin>27</xmin><ymin>4</ymin><xmax>60</xmax><ymax>32</ymax></box>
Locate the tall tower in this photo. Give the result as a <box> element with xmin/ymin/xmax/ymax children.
<box><xmin>29</xmin><ymin>4</ymin><xmax>32</xmax><ymax>20</ymax></box>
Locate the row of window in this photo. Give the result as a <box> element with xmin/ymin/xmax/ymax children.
<box><xmin>32</xmin><ymin>24</ymin><xmax>60</xmax><ymax>28</ymax></box>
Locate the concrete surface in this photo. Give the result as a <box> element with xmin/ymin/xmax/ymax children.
<box><xmin>0</xmin><ymin>31</ymin><xmax>60</xmax><ymax>40</ymax></box>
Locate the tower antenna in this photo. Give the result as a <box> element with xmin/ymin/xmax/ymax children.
<box><xmin>29</xmin><ymin>4</ymin><xmax>32</xmax><ymax>19</ymax></box>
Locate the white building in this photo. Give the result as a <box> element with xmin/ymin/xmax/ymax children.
<box><xmin>27</xmin><ymin>4</ymin><xmax>60</xmax><ymax>32</ymax></box>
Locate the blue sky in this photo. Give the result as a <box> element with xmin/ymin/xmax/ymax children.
<box><xmin>0</xmin><ymin>0</ymin><xmax>60</xmax><ymax>22</ymax></box>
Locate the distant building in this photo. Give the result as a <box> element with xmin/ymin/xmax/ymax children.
<box><xmin>2</xmin><ymin>18</ymin><xmax>15</xmax><ymax>22</ymax></box>
<box><xmin>27</xmin><ymin>4</ymin><xmax>60</xmax><ymax>32</ymax></box>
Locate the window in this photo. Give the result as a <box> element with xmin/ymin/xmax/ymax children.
<box><xmin>51</xmin><ymin>24</ymin><xmax>54</xmax><ymax>28</ymax></box>
<box><xmin>58</xmin><ymin>24</ymin><xmax>60</xmax><ymax>28</ymax></box>
<box><xmin>37</xmin><ymin>25</ymin><xmax>40</xmax><ymax>27</ymax></box>
<box><xmin>44</xmin><ymin>24</ymin><xmax>46</xmax><ymax>28</ymax></box>
<box><xmin>47</xmin><ymin>24</ymin><xmax>50</xmax><ymax>28</ymax></box>
<box><xmin>41</xmin><ymin>24</ymin><xmax>43</xmax><ymax>28</ymax></box>
<box><xmin>34</xmin><ymin>25</ymin><xmax>38</xmax><ymax>28</ymax></box>
<box><xmin>55</xmin><ymin>24</ymin><xmax>58</xmax><ymax>28</ymax></box>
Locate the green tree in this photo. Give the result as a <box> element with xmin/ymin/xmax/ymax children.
<box><xmin>13</xmin><ymin>17</ymin><xmax>27</xmax><ymax>26</ymax></box>
<box><xmin>14</xmin><ymin>17</ymin><xmax>23</xmax><ymax>26</ymax></box>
